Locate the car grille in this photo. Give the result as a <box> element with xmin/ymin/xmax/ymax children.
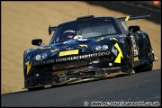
<box><xmin>31</xmin><ymin>60</ymin><xmax>90</xmax><ymax>75</ymax></box>
<box><xmin>52</xmin><ymin>60</ymin><xmax>89</xmax><ymax>71</ymax></box>
<box><xmin>31</xmin><ymin>54</ymin><xmax>115</xmax><ymax>76</ymax></box>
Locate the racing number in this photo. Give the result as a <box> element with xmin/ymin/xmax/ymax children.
<box><xmin>130</xmin><ymin>35</ymin><xmax>139</xmax><ymax>56</ymax></box>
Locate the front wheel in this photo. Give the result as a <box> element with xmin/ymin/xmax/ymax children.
<box><xmin>126</xmin><ymin>49</ymin><xmax>135</xmax><ymax>75</ymax></box>
<box><xmin>127</xmin><ymin>60</ymin><xmax>135</xmax><ymax>74</ymax></box>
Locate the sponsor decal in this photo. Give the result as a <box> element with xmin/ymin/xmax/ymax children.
<box><xmin>134</xmin><ymin>56</ymin><xmax>139</xmax><ymax>61</ymax></box>
<box><xmin>59</xmin><ymin>49</ymin><xmax>79</xmax><ymax>57</ymax></box>
<box><xmin>130</xmin><ymin>35</ymin><xmax>139</xmax><ymax>56</ymax></box>
<box><xmin>79</xmin><ymin>44</ymin><xmax>88</xmax><ymax>48</ymax></box>
<box><xmin>25</xmin><ymin>61</ymin><xmax>32</xmax><ymax>75</ymax></box>
<box><xmin>24</xmin><ymin>49</ymin><xmax>30</xmax><ymax>55</ymax></box>
<box><xmin>34</xmin><ymin>51</ymin><xmax>111</xmax><ymax>66</ymax></box>
<box><xmin>114</xmin><ymin>43</ymin><xmax>123</xmax><ymax>63</ymax></box>
<box><xmin>125</xmin><ymin>16</ymin><xmax>130</xmax><ymax>21</ymax></box>
<box><xmin>51</xmin><ymin>48</ymin><xmax>59</xmax><ymax>52</ymax></box>
<box><xmin>96</xmin><ymin>37</ymin><xmax>105</xmax><ymax>42</ymax></box>
<box><xmin>110</xmin><ymin>38</ymin><xmax>118</xmax><ymax>42</ymax></box>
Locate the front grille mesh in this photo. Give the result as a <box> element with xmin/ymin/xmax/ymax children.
<box><xmin>52</xmin><ymin>60</ymin><xmax>89</xmax><ymax>71</ymax></box>
<box><xmin>30</xmin><ymin>55</ymin><xmax>115</xmax><ymax>76</ymax></box>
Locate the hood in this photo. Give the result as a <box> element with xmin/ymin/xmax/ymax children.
<box><xmin>24</xmin><ymin>35</ymin><xmax>126</xmax><ymax>62</ymax></box>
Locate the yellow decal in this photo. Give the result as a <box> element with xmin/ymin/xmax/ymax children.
<box><xmin>137</xmin><ymin>31</ymin><xmax>141</xmax><ymax>33</ymax></box>
<box><xmin>51</xmin><ymin>48</ymin><xmax>59</xmax><ymax>52</ymax></box>
<box><xmin>59</xmin><ymin>49</ymin><xmax>79</xmax><ymax>57</ymax></box>
<box><xmin>134</xmin><ymin>56</ymin><xmax>139</xmax><ymax>61</ymax></box>
<box><xmin>114</xmin><ymin>43</ymin><xmax>123</xmax><ymax>63</ymax></box>
<box><xmin>96</xmin><ymin>37</ymin><xmax>104</xmax><ymax>42</ymax></box>
<box><xmin>25</xmin><ymin>61</ymin><xmax>32</xmax><ymax>75</ymax></box>
<box><xmin>79</xmin><ymin>44</ymin><xmax>88</xmax><ymax>47</ymax></box>
<box><xmin>110</xmin><ymin>38</ymin><xmax>118</xmax><ymax>41</ymax></box>
<box><xmin>24</xmin><ymin>49</ymin><xmax>30</xmax><ymax>55</ymax></box>
<box><xmin>125</xmin><ymin>16</ymin><xmax>130</xmax><ymax>21</ymax></box>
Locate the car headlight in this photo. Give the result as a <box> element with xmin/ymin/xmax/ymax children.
<box><xmin>35</xmin><ymin>53</ymin><xmax>48</xmax><ymax>61</ymax></box>
<box><xmin>102</xmin><ymin>45</ymin><xmax>108</xmax><ymax>50</ymax></box>
<box><xmin>95</xmin><ymin>45</ymin><xmax>102</xmax><ymax>51</ymax></box>
<box><xmin>92</xmin><ymin>45</ymin><xmax>108</xmax><ymax>52</ymax></box>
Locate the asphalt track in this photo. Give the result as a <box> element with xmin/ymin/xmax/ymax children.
<box><xmin>1</xmin><ymin>69</ymin><xmax>161</xmax><ymax>107</ymax></box>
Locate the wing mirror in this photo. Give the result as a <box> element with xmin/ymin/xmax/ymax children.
<box><xmin>127</xmin><ymin>26</ymin><xmax>140</xmax><ymax>37</ymax></box>
<box><xmin>128</xmin><ymin>26</ymin><xmax>140</xmax><ymax>32</ymax></box>
<box><xmin>32</xmin><ymin>39</ymin><xmax>42</xmax><ymax>46</ymax></box>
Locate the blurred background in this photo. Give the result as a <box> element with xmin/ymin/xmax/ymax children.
<box><xmin>1</xmin><ymin>1</ymin><xmax>161</xmax><ymax>94</ymax></box>
<box><xmin>86</xmin><ymin>1</ymin><xmax>161</xmax><ymax>24</ymax></box>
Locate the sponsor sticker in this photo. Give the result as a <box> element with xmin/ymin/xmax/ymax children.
<box><xmin>59</xmin><ymin>49</ymin><xmax>79</xmax><ymax>57</ymax></box>
<box><xmin>34</xmin><ymin>51</ymin><xmax>111</xmax><ymax>66</ymax></box>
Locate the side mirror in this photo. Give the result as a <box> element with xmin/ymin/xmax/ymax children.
<box><xmin>128</xmin><ymin>26</ymin><xmax>140</xmax><ymax>32</ymax></box>
<box><xmin>32</xmin><ymin>39</ymin><xmax>42</xmax><ymax>46</ymax></box>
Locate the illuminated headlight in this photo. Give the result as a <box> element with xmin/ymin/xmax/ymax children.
<box><xmin>102</xmin><ymin>45</ymin><xmax>108</xmax><ymax>50</ymax></box>
<box><xmin>95</xmin><ymin>45</ymin><xmax>102</xmax><ymax>51</ymax></box>
<box><xmin>35</xmin><ymin>53</ymin><xmax>48</xmax><ymax>61</ymax></box>
<box><xmin>93</xmin><ymin>45</ymin><xmax>108</xmax><ymax>52</ymax></box>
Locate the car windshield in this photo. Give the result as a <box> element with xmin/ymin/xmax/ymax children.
<box><xmin>50</xmin><ymin>17</ymin><xmax>122</xmax><ymax>43</ymax></box>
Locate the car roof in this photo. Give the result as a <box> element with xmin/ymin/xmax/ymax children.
<box><xmin>58</xmin><ymin>15</ymin><xmax>117</xmax><ymax>27</ymax></box>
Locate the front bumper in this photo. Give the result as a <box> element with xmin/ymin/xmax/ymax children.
<box><xmin>24</xmin><ymin>61</ymin><xmax>130</xmax><ymax>89</ymax></box>
<box><xmin>24</xmin><ymin>51</ymin><xmax>130</xmax><ymax>88</ymax></box>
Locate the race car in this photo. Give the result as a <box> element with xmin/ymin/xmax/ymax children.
<box><xmin>23</xmin><ymin>14</ymin><xmax>158</xmax><ymax>91</ymax></box>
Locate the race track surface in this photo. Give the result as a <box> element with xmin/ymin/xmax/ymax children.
<box><xmin>1</xmin><ymin>70</ymin><xmax>161</xmax><ymax>107</ymax></box>
<box><xmin>1</xmin><ymin>1</ymin><xmax>161</xmax><ymax>96</ymax></box>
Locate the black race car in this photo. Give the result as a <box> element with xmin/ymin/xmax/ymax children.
<box><xmin>23</xmin><ymin>14</ymin><xmax>158</xmax><ymax>91</ymax></box>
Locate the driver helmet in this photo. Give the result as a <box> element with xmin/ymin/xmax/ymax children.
<box><xmin>64</xmin><ymin>30</ymin><xmax>76</xmax><ymax>39</ymax></box>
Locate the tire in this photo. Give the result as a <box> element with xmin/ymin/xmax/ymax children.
<box><xmin>126</xmin><ymin>40</ymin><xmax>135</xmax><ymax>75</ymax></box>
<box><xmin>134</xmin><ymin>44</ymin><xmax>154</xmax><ymax>73</ymax></box>
<box><xmin>127</xmin><ymin>59</ymin><xmax>135</xmax><ymax>74</ymax></box>
<box><xmin>134</xmin><ymin>62</ymin><xmax>153</xmax><ymax>73</ymax></box>
<box><xmin>28</xmin><ymin>86</ymin><xmax>44</xmax><ymax>91</ymax></box>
